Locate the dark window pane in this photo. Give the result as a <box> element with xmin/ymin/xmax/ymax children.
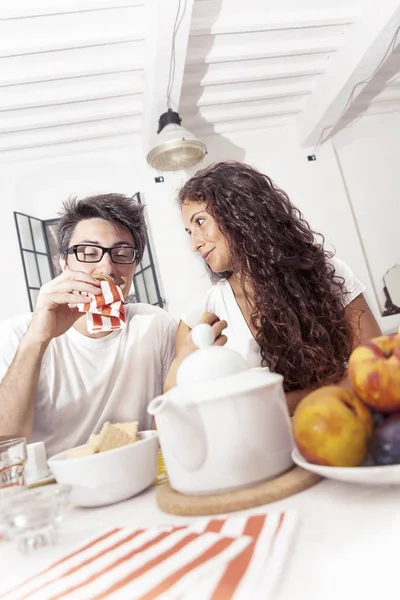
<box><xmin>29</xmin><ymin>288</ymin><xmax>40</xmax><ymax>308</ymax></box>
<box><xmin>143</xmin><ymin>267</ymin><xmax>158</xmax><ymax>305</ymax></box>
<box><xmin>44</xmin><ymin>222</ymin><xmax>62</xmax><ymax>277</ymax></box>
<box><xmin>140</xmin><ymin>245</ymin><xmax>151</xmax><ymax>269</ymax></box>
<box><xmin>30</xmin><ymin>219</ymin><xmax>46</xmax><ymax>253</ymax></box>
<box><xmin>134</xmin><ymin>273</ymin><xmax>147</xmax><ymax>303</ymax></box>
<box><xmin>17</xmin><ymin>214</ymin><xmax>34</xmax><ymax>251</ymax></box>
<box><xmin>23</xmin><ymin>251</ymin><xmax>40</xmax><ymax>287</ymax></box>
<box><xmin>37</xmin><ymin>254</ymin><xmax>52</xmax><ymax>284</ymax></box>
<box><xmin>125</xmin><ymin>284</ymin><xmax>137</xmax><ymax>304</ymax></box>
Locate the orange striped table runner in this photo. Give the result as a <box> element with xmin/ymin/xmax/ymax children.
<box><xmin>2</xmin><ymin>511</ymin><xmax>297</xmax><ymax>600</ymax></box>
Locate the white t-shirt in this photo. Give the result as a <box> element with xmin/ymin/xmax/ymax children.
<box><xmin>0</xmin><ymin>304</ymin><xmax>177</xmax><ymax>457</ymax></box>
<box><xmin>182</xmin><ymin>257</ymin><xmax>365</xmax><ymax>369</ymax></box>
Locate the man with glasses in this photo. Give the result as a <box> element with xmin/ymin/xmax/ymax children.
<box><xmin>0</xmin><ymin>194</ymin><xmax>177</xmax><ymax>457</ymax></box>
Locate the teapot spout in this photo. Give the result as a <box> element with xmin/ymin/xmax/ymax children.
<box><xmin>147</xmin><ymin>395</ymin><xmax>165</xmax><ymax>416</ymax></box>
<box><xmin>148</xmin><ymin>393</ymin><xmax>206</xmax><ymax>472</ymax></box>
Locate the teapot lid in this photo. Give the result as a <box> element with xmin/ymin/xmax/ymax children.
<box><xmin>176</xmin><ymin>323</ymin><xmax>248</xmax><ymax>387</ymax></box>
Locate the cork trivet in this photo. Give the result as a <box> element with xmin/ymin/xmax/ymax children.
<box><xmin>157</xmin><ymin>466</ymin><xmax>321</xmax><ymax>516</ymax></box>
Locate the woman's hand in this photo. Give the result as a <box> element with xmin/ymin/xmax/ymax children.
<box><xmin>163</xmin><ymin>313</ymin><xmax>228</xmax><ymax>392</ymax></box>
<box><xmin>177</xmin><ymin>312</ymin><xmax>227</xmax><ymax>363</ymax></box>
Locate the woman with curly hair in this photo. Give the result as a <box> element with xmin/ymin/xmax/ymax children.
<box><xmin>165</xmin><ymin>161</ymin><xmax>380</xmax><ymax>413</ymax></box>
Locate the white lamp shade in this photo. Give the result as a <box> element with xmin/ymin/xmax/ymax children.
<box><xmin>146</xmin><ymin>123</ymin><xmax>207</xmax><ymax>172</ymax></box>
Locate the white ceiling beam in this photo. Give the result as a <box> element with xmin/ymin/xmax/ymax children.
<box><xmin>355</xmin><ymin>87</ymin><xmax>400</xmax><ymax>103</ymax></box>
<box><xmin>186</xmin><ymin>37</ymin><xmax>343</xmax><ymax>65</ymax></box>
<box><xmin>190</xmin><ymin>8</ymin><xmax>359</xmax><ymax>36</ymax></box>
<box><xmin>184</xmin><ymin>59</ymin><xmax>326</xmax><ymax>87</ymax></box>
<box><xmin>0</xmin><ymin>33</ymin><xmax>144</xmax><ymax>59</ymax></box>
<box><xmin>0</xmin><ymin>73</ymin><xmax>143</xmax><ymax>111</ymax></box>
<box><xmin>0</xmin><ymin>96</ymin><xmax>142</xmax><ymax>134</ymax></box>
<box><xmin>0</xmin><ymin>66</ymin><xmax>142</xmax><ymax>88</ymax></box>
<box><xmin>347</xmin><ymin>102</ymin><xmax>400</xmax><ymax>117</ymax></box>
<box><xmin>141</xmin><ymin>0</ymin><xmax>195</xmax><ymax>154</ymax></box>
<box><xmin>180</xmin><ymin>81</ymin><xmax>312</xmax><ymax>108</ymax></box>
<box><xmin>183</xmin><ymin>100</ymin><xmax>304</xmax><ymax>125</ymax></box>
<box><xmin>0</xmin><ymin>133</ymin><xmax>140</xmax><ymax>162</ymax></box>
<box><xmin>0</xmin><ymin>117</ymin><xmax>141</xmax><ymax>153</ymax></box>
<box><xmin>192</xmin><ymin>114</ymin><xmax>297</xmax><ymax>136</ymax></box>
<box><xmin>297</xmin><ymin>0</ymin><xmax>400</xmax><ymax>147</ymax></box>
<box><xmin>0</xmin><ymin>45</ymin><xmax>144</xmax><ymax>87</ymax></box>
<box><xmin>0</xmin><ymin>1</ymin><xmax>144</xmax><ymax>19</ymax></box>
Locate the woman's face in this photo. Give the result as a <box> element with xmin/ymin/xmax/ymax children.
<box><xmin>181</xmin><ymin>201</ymin><xmax>232</xmax><ymax>273</ymax></box>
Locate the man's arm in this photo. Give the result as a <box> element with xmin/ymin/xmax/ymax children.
<box><xmin>0</xmin><ymin>334</ymin><xmax>48</xmax><ymax>438</ymax></box>
<box><xmin>0</xmin><ymin>269</ymin><xmax>101</xmax><ymax>439</ymax></box>
<box><xmin>286</xmin><ymin>294</ymin><xmax>381</xmax><ymax>415</ymax></box>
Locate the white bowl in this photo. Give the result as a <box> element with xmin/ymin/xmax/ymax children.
<box><xmin>292</xmin><ymin>447</ymin><xmax>400</xmax><ymax>486</ymax></box>
<box><xmin>48</xmin><ymin>431</ymin><xmax>159</xmax><ymax>507</ymax></box>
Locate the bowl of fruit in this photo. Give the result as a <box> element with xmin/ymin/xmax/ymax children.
<box><xmin>291</xmin><ymin>332</ymin><xmax>400</xmax><ymax>485</ymax></box>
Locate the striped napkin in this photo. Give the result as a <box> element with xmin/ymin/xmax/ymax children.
<box><xmin>76</xmin><ymin>279</ymin><xmax>126</xmax><ymax>334</ymax></box>
<box><xmin>2</xmin><ymin>512</ymin><xmax>296</xmax><ymax>600</ymax></box>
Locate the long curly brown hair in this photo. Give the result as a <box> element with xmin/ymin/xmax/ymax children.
<box><xmin>178</xmin><ymin>161</ymin><xmax>356</xmax><ymax>392</ymax></box>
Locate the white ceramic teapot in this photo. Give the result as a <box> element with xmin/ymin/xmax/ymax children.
<box><xmin>148</xmin><ymin>324</ymin><xmax>294</xmax><ymax>495</ymax></box>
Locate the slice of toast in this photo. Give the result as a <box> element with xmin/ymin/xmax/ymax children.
<box><xmin>113</xmin><ymin>421</ymin><xmax>139</xmax><ymax>442</ymax></box>
<box><xmin>67</xmin><ymin>445</ymin><xmax>95</xmax><ymax>459</ymax></box>
<box><xmin>68</xmin><ymin>420</ymin><xmax>140</xmax><ymax>459</ymax></box>
<box><xmin>96</xmin><ymin>422</ymin><xmax>135</xmax><ymax>453</ymax></box>
<box><xmin>87</xmin><ymin>421</ymin><xmax>138</xmax><ymax>448</ymax></box>
<box><xmin>87</xmin><ymin>432</ymin><xmax>101</xmax><ymax>452</ymax></box>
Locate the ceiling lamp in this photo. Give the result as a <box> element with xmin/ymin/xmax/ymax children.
<box><xmin>146</xmin><ymin>109</ymin><xmax>207</xmax><ymax>172</ymax></box>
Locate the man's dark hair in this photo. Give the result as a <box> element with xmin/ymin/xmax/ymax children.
<box><xmin>57</xmin><ymin>193</ymin><xmax>146</xmax><ymax>261</ymax></box>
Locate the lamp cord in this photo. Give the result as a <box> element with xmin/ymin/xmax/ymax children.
<box><xmin>166</xmin><ymin>0</ymin><xmax>188</xmax><ymax>110</ymax></box>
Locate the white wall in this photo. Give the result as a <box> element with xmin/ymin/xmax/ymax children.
<box><xmin>0</xmin><ymin>117</ymin><xmax>399</xmax><ymax>334</ymax></box>
<box><xmin>333</xmin><ymin>112</ymin><xmax>400</xmax><ymax>334</ymax></box>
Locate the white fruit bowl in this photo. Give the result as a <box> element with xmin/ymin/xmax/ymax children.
<box><xmin>292</xmin><ymin>447</ymin><xmax>400</xmax><ymax>486</ymax></box>
<box><xmin>48</xmin><ymin>431</ymin><xmax>159</xmax><ymax>507</ymax></box>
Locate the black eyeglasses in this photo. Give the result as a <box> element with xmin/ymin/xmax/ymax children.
<box><xmin>67</xmin><ymin>244</ymin><xmax>137</xmax><ymax>264</ymax></box>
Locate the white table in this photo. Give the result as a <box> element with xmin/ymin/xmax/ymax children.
<box><xmin>1</xmin><ymin>478</ymin><xmax>399</xmax><ymax>599</ymax></box>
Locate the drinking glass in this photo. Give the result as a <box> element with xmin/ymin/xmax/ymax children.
<box><xmin>2</xmin><ymin>488</ymin><xmax>59</xmax><ymax>554</ymax></box>
<box><xmin>0</xmin><ymin>438</ymin><xmax>27</xmax><ymax>488</ymax></box>
<box><xmin>0</xmin><ymin>486</ymin><xmax>26</xmax><ymax>542</ymax></box>
<box><xmin>52</xmin><ymin>484</ymin><xmax>71</xmax><ymax>525</ymax></box>
<box><xmin>0</xmin><ymin>438</ymin><xmax>27</xmax><ymax>541</ymax></box>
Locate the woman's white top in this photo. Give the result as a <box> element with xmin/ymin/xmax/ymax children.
<box><xmin>181</xmin><ymin>257</ymin><xmax>365</xmax><ymax>368</ymax></box>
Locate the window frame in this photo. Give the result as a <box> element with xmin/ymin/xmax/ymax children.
<box><xmin>14</xmin><ymin>211</ymin><xmax>54</xmax><ymax>311</ymax></box>
<box><xmin>132</xmin><ymin>192</ymin><xmax>164</xmax><ymax>308</ymax></box>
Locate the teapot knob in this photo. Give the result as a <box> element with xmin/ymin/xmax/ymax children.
<box><xmin>192</xmin><ymin>323</ymin><xmax>215</xmax><ymax>349</ymax></box>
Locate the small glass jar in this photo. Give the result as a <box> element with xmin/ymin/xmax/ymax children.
<box><xmin>2</xmin><ymin>486</ymin><xmax>70</xmax><ymax>554</ymax></box>
<box><xmin>0</xmin><ymin>485</ymin><xmax>26</xmax><ymax>542</ymax></box>
<box><xmin>0</xmin><ymin>438</ymin><xmax>27</xmax><ymax>488</ymax></box>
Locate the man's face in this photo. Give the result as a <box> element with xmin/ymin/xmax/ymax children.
<box><xmin>64</xmin><ymin>218</ymin><xmax>136</xmax><ymax>298</ymax></box>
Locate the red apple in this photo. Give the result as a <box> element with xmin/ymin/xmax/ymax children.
<box><xmin>292</xmin><ymin>386</ymin><xmax>373</xmax><ymax>467</ymax></box>
<box><xmin>348</xmin><ymin>334</ymin><xmax>400</xmax><ymax>413</ymax></box>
